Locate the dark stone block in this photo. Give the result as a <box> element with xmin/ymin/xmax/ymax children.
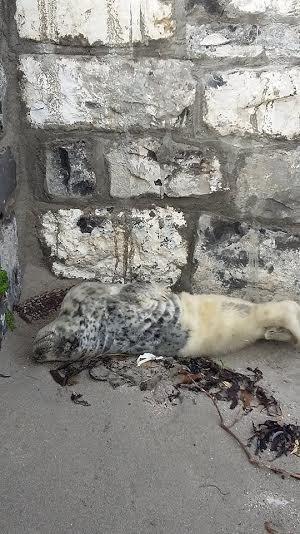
<box><xmin>193</xmin><ymin>214</ymin><xmax>300</xmax><ymax>300</ymax></box>
<box><xmin>0</xmin><ymin>148</ymin><xmax>16</xmax><ymax>214</ymax></box>
<box><xmin>187</xmin><ymin>0</ymin><xmax>224</xmax><ymax>14</ymax></box>
<box><xmin>46</xmin><ymin>141</ymin><xmax>96</xmax><ymax>198</ymax></box>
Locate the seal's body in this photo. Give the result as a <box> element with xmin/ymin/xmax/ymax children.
<box><xmin>33</xmin><ymin>282</ymin><xmax>300</xmax><ymax>363</ymax></box>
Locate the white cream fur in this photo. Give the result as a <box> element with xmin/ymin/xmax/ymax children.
<box><xmin>179</xmin><ymin>293</ymin><xmax>300</xmax><ymax>357</ymax></box>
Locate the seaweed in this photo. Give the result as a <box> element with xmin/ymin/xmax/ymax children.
<box><xmin>176</xmin><ymin>357</ymin><xmax>280</xmax><ymax>415</ymax></box>
<box><xmin>248</xmin><ymin>420</ymin><xmax>300</xmax><ymax>459</ymax></box>
<box><xmin>70</xmin><ymin>392</ymin><xmax>91</xmax><ymax>407</ymax></box>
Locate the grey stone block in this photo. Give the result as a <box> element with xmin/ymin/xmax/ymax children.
<box><xmin>187</xmin><ymin>23</ymin><xmax>263</xmax><ymax>60</ymax></box>
<box><xmin>107</xmin><ymin>138</ymin><xmax>228</xmax><ymax>198</ymax></box>
<box><xmin>193</xmin><ymin>214</ymin><xmax>300</xmax><ymax>300</ymax></box>
<box><xmin>236</xmin><ymin>148</ymin><xmax>300</xmax><ymax>223</ymax></box>
<box><xmin>20</xmin><ymin>55</ymin><xmax>196</xmax><ymax>130</ymax></box>
<box><xmin>187</xmin><ymin>23</ymin><xmax>300</xmax><ymax>61</ymax></box>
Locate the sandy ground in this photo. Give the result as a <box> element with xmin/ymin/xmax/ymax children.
<box><xmin>0</xmin><ymin>265</ymin><xmax>299</xmax><ymax>534</ymax></box>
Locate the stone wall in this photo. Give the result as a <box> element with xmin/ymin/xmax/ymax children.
<box><xmin>0</xmin><ymin>2</ymin><xmax>20</xmax><ymax>346</ymax></box>
<box><xmin>13</xmin><ymin>0</ymin><xmax>300</xmax><ymax>301</ymax></box>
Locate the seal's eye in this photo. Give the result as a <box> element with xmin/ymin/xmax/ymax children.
<box><xmin>33</xmin><ymin>348</ymin><xmax>45</xmax><ymax>361</ymax></box>
<box><xmin>57</xmin><ymin>337</ymin><xmax>79</xmax><ymax>358</ymax></box>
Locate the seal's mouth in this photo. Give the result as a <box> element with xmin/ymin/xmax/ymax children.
<box><xmin>33</xmin><ymin>331</ymin><xmax>57</xmax><ymax>362</ymax></box>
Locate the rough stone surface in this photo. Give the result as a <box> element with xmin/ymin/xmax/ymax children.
<box><xmin>0</xmin><ymin>301</ymin><xmax>6</xmax><ymax>345</ymax></box>
<box><xmin>41</xmin><ymin>207</ymin><xmax>187</xmax><ymax>284</ymax></box>
<box><xmin>0</xmin><ymin>148</ymin><xmax>17</xmax><ymax>214</ymax></box>
<box><xmin>20</xmin><ymin>55</ymin><xmax>196</xmax><ymax>130</ymax></box>
<box><xmin>45</xmin><ymin>141</ymin><xmax>96</xmax><ymax>198</ymax></box>
<box><xmin>187</xmin><ymin>23</ymin><xmax>263</xmax><ymax>60</ymax></box>
<box><xmin>193</xmin><ymin>214</ymin><xmax>300</xmax><ymax>300</ymax></box>
<box><xmin>256</xmin><ymin>24</ymin><xmax>300</xmax><ymax>59</ymax></box>
<box><xmin>0</xmin><ymin>217</ymin><xmax>21</xmax><ymax>307</ymax></box>
<box><xmin>107</xmin><ymin>138</ymin><xmax>163</xmax><ymax>198</ymax></box>
<box><xmin>187</xmin><ymin>0</ymin><xmax>300</xmax><ymax>18</ymax></box>
<box><xmin>0</xmin><ymin>63</ymin><xmax>6</xmax><ymax>131</ymax></box>
<box><xmin>0</xmin><ymin>217</ymin><xmax>21</xmax><ymax>346</ymax></box>
<box><xmin>0</xmin><ymin>10</ymin><xmax>19</xmax><ymax>349</ymax></box>
<box><xmin>224</xmin><ymin>0</ymin><xmax>300</xmax><ymax>17</ymax></box>
<box><xmin>13</xmin><ymin>0</ymin><xmax>300</xmax><ymax>309</ymax></box>
<box><xmin>204</xmin><ymin>69</ymin><xmax>300</xmax><ymax>139</ymax></box>
<box><xmin>236</xmin><ymin>148</ymin><xmax>300</xmax><ymax>223</ymax></box>
<box><xmin>16</xmin><ymin>0</ymin><xmax>174</xmax><ymax>45</ymax></box>
<box><xmin>107</xmin><ymin>138</ymin><xmax>227</xmax><ymax>198</ymax></box>
<box><xmin>187</xmin><ymin>23</ymin><xmax>300</xmax><ymax>60</ymax></box>
<box><xmin>164</xmin><ymin>151</ymin><xmax>225</xmax><ymax>197</ymax></box>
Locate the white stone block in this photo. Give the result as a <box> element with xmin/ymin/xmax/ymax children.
<box><xmin>204</xmin><ymin>69</ymin><xmax>300</xmax><ymax>139</ymax></box>
<box><xmin>41</xmin><ymin>207</ymin><xmax>187</xmax><ymax>284</ymax></box>
<box><xmin>107</xmin><ymin>139</ymin><xmax>162</xmax><ymax>198</ymax></box>
<box><xmin>106</xmin><ymin>139</ymin><xmax>227</xmax><ymax>198</ymax></box>
<box><xmin>16</xmin><ymin>0</ymin><xmax>174</xmax><ymax>45</ymax></box>
<box><xmin>164</xmin><ymin>154</ymin><xmax>225</xmax><ymax>197</ymax></box>
<box><xmin>226</xmin><ymin>0</ymin><xmax>300</xmax><ymax>16</ymax></box>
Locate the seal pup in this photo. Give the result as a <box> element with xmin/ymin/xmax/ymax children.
<box><xmin>33</xmin><ymin>282</ymin><xmax>300</xmax><ymax>364</ymax></box>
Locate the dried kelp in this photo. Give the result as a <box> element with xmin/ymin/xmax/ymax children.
<box><xmin>189</xmin><ymin>382</ymin><xmax>300</xmax><ymax>481</ymax></box>
<box><xmin>248</xmin><ymin>420</ymin><xmax>300</xmax><ymax>459</ymax></box>
<box><xmin>70</xmin><ymin>392</ymin><xmax>90</xmax><ymax>407</ymax></box>
<box><xmin>176</xmin><ymin>357</ymin><xmax>280</xmax><ymax>416</ymax></box>
<box><xmin>49</xmin><ymin>354</ymin><xmax>280</xmax><ymax>416</ymax></box>
<box><xmin>47</xmin><ymin>354</ymin><xmax>299</xmax><ymax>478</ymax></box>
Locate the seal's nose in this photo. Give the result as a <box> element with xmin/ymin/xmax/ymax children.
<box><xmin>33</xmin><ymin>346</ymin><xmax>47</xmax><ymax>362</ymax></box>
<box><xmin>32</xmin><ymin>330</ymin><xmax>57</xmax><ymax>362</ymax></box>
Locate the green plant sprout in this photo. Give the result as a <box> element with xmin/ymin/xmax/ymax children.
<box><xmin>0</xmin><ymin>268</ymin><xmax>15</xmax><ymax>332</ymax></box>
<box><xmin>0</xmin><ymin>269</ymin><xmax>9</xmax><ymax>296</ymax></box>
<box><xmin>5</xmin><ymin>310</ymin><xmax>15</xmax><ymax>331</ymax></box>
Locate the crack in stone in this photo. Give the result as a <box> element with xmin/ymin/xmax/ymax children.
<box><xmin>245</xmin><ymin>91</ymin><xmax>297</xmax><ymax>111</ymax></box>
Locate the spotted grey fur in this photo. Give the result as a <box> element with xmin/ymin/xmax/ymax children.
<box><xmin>33</xmin><ymin>282</ymin><xmax>189</xmax><ymax>363</ymax></box>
